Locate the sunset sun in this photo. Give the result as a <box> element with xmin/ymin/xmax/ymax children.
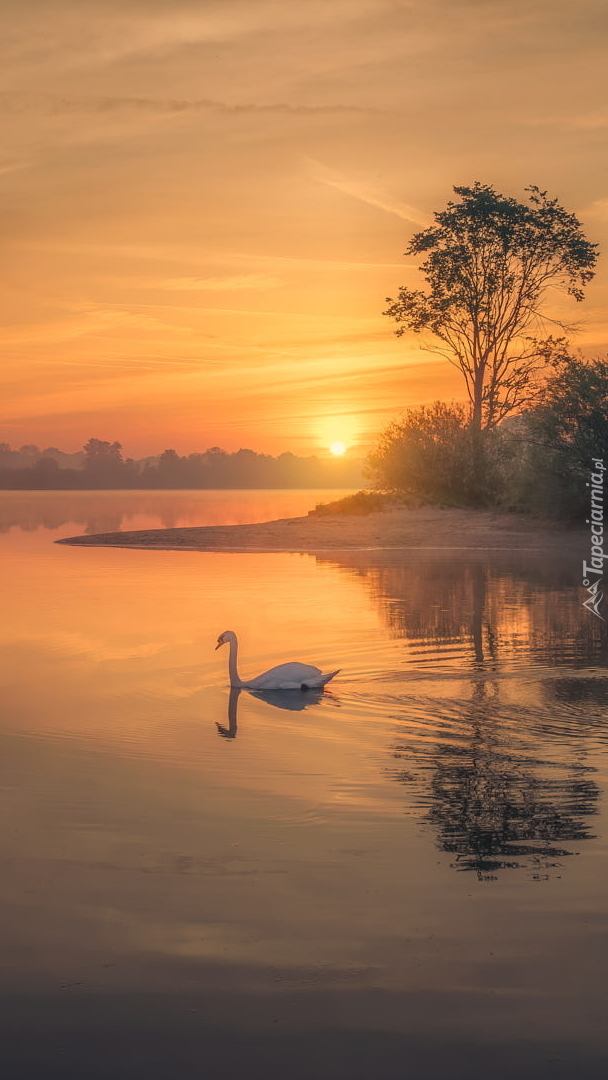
<box><xmin>329</xmin><ymin>441</ymin><xmax>346</xmax><ymax>455</ymax></box>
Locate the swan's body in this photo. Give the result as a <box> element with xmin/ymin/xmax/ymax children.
<box><xmin>215</xmin><ymin>630</ymin><xmax>339</xmax><ymax>690</ymax></box>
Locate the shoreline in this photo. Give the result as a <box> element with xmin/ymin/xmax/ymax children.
<box><xmin>55</xmin><ymin>505</ymin><xmax>587</xmax><ymax>554</ymax></box>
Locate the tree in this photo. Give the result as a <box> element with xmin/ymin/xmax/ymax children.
<box><xmin>503</xmin><ymin>354</ymin><xmax>608</xmax><ymax>519</ymax></box>
<box><xmin>384</xmin><ymin>183</ymin><xmax>598</xmax><ymax>437</ymax></box>
<box><xmin>531</xmin><ymin>353</ymin><xmax>608</xmax><ymax>467</ymax></box>
<box><xmin>157</xmin><ymin>448</ymin><xmax>185</xmax><ymax>486</ymax></box>
<box><xmin>82</xmin><ymin>438</ymin><xmax>127</xmax><ymax>487</ymax></box>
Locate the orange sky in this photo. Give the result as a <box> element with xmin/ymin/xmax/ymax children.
<box><xmin>1</xmin><ymin>0</ymin><xmax>608</xmax><ymax>457</ymax></box>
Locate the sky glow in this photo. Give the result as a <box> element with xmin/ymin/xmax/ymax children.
<box><xmin>1</xmin><ymin>0</ymin><xmax>607</xmax><ymax>457</ymax></box>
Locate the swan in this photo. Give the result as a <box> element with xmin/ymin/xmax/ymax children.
<box><xmin>215</xmin><ymin>630</ymin><xmax>340</xmax><ymax>690</ymax></box>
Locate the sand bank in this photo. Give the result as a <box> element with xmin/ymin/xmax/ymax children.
<box><xmin>56</xmin><ymin>505</ymin><xmax>586</xmax><ymax>554</ymax></box>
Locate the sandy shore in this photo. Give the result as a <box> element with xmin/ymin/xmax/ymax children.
<box><xmin>56</xmin><ymin>505</ymin><xmax>586</xmax><ymax>553</ymax></box>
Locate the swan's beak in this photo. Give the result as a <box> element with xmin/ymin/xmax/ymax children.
<box><xmin>215</xmin><ymin>640</ymin><xmax>224</xmax><ymax>650</ymax></box>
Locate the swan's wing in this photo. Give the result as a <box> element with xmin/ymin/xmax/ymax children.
<box><xmin>245</xmin><ymin>663</ymin><xmax>341</xmax><ymax>690</ymax></box>
<box><xmin>245</xmin><ymin>661</ymin><xmax>323</xmax><ymax>690</ymax></box>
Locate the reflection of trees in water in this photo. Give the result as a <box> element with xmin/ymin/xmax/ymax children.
<box><xmin>0</xmin><ymin>492</ymin><xmax>206</xmax><ymax>534</ymax></box>
<box><xmin>392</xmin><ymin>718</ymin><xmax>599</xmax><ymax>881</ymax></box>
<box><xmin>0</xmin><ymin>491</ymin><xmax>337</xmax><ymax>535</ymax></box>
<box><xmin>318</xmin><ymin>551</ymin><xmax>605</xmax><ymax>880</ymax></box>
<box><xmin>0</xmin><ymin>493</ymin><xmax>148</xmax><ymax>534</ymax></box>
<box><xmin>318</xmin><ymin>550</ymin><xmax>607</xmax><ymax>666</ymax></box>
<box><xmin>545</xmin><ymin>677</ymin><xmax>608</xmax><ymax>707</ymax></box>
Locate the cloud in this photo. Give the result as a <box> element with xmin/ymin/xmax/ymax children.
<box><xmin>0</xmin><ymin>0</ymin><xmax>396</xmax><ymax>82</ymax></box>
<box><xmin>582</xmin><ymin>198</ymin><xmax>608</xmax><ymax>219</ymax></box>
<box><xmin>159</xmin><ymin>274</ymin><xmax>282</xmax><ymax>291</ymax></box>
<box><xmin>0</xmin><ymin>92</ymin><xmax>385</xmax><ymax>118</ymax></box>
<box><xmin>13</xmin><ymin>239</ymin><xmax>409</xmax><ymax>272</ymax></box>
<box><xmin>0</xmin><ymin>158</ymin><xmax>32</xmax><ymax>176</ymax></box>
<box><xmin>305</xmin><ymin>157</ymin><xmax>429</xmax><ymax>227</ymax></box>
<box><xmin>525</xmin><ymin>108</ymin><xmax>608</xmax><ymax>132</ymax></box>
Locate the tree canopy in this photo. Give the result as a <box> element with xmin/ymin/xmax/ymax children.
<box><xmin>384</xmin><ymin>182</ymin><xmax>598</xmax><ymax>432</ymax></box>
<box><xmin>517</xmin><ymin>353</ymin><xmax>608</xmax><ymax>518</ymax></box>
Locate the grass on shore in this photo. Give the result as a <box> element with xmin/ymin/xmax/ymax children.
<box><xmin>308</xmin><ymin>491</ymin><xmax>405</xmax><ymax>516</ymax></box>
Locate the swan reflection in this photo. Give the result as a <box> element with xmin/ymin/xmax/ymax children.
<box><xmin>216</xmin><ymin>685</ymin><xmax>327</xmax><ymax>739</ymax></box>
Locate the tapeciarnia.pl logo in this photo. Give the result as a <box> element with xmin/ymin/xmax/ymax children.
<box><xmin>582</xmin><ymin>457</ymin><xmax>605</xmax><ymax>620</ymax></box>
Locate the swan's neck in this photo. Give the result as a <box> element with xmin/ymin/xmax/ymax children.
<box><xmin>228</xmin><ymin>638</ymin><xmax>242</xmax><ymax>687</ymax></box>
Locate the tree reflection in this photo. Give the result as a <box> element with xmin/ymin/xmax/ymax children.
<box><xmin>390</xmin><ymin>683</ymin><xmax>600</xmax><ymax>881</ymax></box>
<box><xmin>397</xmin><ymin>719</ymin><xmax>599</xmax><ymax>880</ymax></box>
<box><xmin>319</xmin><ymin>550</ymin><xmax>604</xmax><ymax>880</ymax></box>
<box><xmin>545</xmin><ymin>677</ymin><xmax>608</xmax><ymax>707</ymax></box>
<box><xmin>319</xmin><ymin>550</ymin><xmax>608</xmax><ymax>665</ymax></box>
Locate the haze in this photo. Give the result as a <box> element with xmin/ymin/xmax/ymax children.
<box><xmin>2</xmin><ymin>0</ymin><xmax>607</xmax><ymax>457</ymax></box>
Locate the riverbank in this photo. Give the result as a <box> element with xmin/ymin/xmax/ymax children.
<box><xmin>56</xmin><ymin>504</ymin><xmax>586</xmax><ymax>553</ymax></box>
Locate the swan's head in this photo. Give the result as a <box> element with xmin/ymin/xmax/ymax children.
<box><xmin>215</xmin><ymin>630</ymin><xmax>236</xmax><ymax>651</ymax></box>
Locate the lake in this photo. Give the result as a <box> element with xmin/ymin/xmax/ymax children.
<box><xmin>1</xmin><ymin>490</ymin><xmax>607</xmax><ymax>1079</ymax></box>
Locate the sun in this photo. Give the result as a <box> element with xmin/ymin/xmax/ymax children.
<box><xmin>329</xmin><ymin>441</ymin><xmax>346</xmax><ymax>456</ymax></box>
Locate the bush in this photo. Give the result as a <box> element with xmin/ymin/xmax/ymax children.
<box><xmin>366</xmin><ymin>401</ymin><xmax>500</xmax><ymax>506</ymax></box>
<box><xmin>309</xmin><ymin>491</ymin><xmax>398</xmax><ymax>516</ymax></box>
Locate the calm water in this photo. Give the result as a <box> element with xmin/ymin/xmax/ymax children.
<box><xmin>1</xmin><ymin>491</ymin><xmax>607</xmax><ymax>1079</ymax></box>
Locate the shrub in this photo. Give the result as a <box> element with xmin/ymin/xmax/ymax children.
<box><xmin>309</xmin><ymin>491</ymin><xmax>398</xmax><ymax>516</ymax></box>
<box><xmin>365</xmin><ymin>401</ymin><xmax>499</xmax><ymax>506</ymax></box>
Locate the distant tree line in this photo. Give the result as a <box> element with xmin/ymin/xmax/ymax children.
<box><xmin>0</xmin><ymin>438</ymin><xmax>365</xmax><ymax>490</ymax></box>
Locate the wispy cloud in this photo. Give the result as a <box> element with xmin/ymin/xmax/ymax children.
<box><xmin>11</xmin><ymin>239</ymin><xmax>411</xmax><ymax>272</ymax></box>
<box><xmin>0</xmin><ymin>92</ymin><xmax>386</xmax><ymax>118</ymax></box>
<box><xmin>0</xmin><ymin>158</ymin><xmax>32</xmax><ymax>176</ymax></box>
<box><xmin>525</xmin><ymin>108</ymin><xmax>608</xmax><ymax>131</ymax></box>
<box><xmin>306</xmin><ymin>157</ymin><xmax>429</xmax><ymax>226</ymax></box>
<box><xmin>159</xmin><ymin>274</ymin><xmax>282</xmax><ymax>292</ymax></box>
<box><xmin>582</xmin><ymin>198</ymin><xmax>608</xmax><ymax>219</ymax></box>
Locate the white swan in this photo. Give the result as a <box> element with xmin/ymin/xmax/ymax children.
<box><xmin>215</xmin><ymin>630</ymin><xmax>340</xmax><ymax>690</ymax></box>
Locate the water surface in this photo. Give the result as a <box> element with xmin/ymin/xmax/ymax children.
<box><xmin>1</xmin><ymin>491</ymin><xmax>607</xmax><ymax>1079</ymax></box>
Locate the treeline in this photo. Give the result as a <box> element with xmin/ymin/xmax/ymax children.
<box><xmin>366</xmin><ymin>353</ymin><xmax>608</xmax><ymax>522</ymax></box>
<box><xmin>0</xmin><ymin>439</ymin><xmax>365</xmax><ymax>490</ymax></box>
